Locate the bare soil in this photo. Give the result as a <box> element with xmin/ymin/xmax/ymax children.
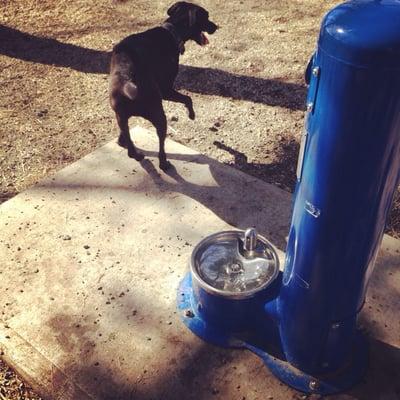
<box><xmin>0</xmin><ymin>0</ymin><xmax>399</xmax><ymax>398</ymax></box>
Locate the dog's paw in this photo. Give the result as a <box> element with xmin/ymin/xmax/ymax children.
<box><xmin>135</xmin><ymin>153</ymin><xmax>145</xmax><ymax>162</ymax></box>
<box><xmin>159</xmin><ymin>160</ymin><xmax>173</xmax><ymax>171</ymax></box>
<box><xmin>118</xmin><ymin>138</ymin><xmax>128</xmax><ymax>149</ymax></box>
<box><xmin>128</xmin><ymin>151</ymin><xmax>145</xmax><ymax>161</ymax></box>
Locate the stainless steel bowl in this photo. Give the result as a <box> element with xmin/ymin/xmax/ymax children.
<box><xmin>190</xmin><ymin>229</ymin><xmax>280</xmax><ymax>299</ymax></box>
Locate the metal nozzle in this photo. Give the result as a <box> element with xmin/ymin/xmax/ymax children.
<box><xmin>243</xmin><ymin>228</ymin><xmax>258</xmax><ymax>254</ymax></box>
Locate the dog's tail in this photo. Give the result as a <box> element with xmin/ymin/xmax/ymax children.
<box><xmin>122</xmin><ymin>81</ymin><xmax>138</xmax><ymax>100</ymax></box>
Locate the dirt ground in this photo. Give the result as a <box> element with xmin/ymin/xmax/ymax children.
<box><xmin>0</xmin><ymin>0</ymin><xmax>399</xmax><ymax>398</ymax></box>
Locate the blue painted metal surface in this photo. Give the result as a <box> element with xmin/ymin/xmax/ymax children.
<box><xmin>319</xmin><ymin>0</ymin><xmax>400</xmax><ymax>68</ymax></box>
<box><xmin>177</xmin><ymin>0</ymin><xmax>400</xmax><ymax>395</ymax></box>
<box><xmin>246</xmin><ymin>333</ymin><xmax>367</xmax><ymax>395</ymax></box>
<box><xmin>279</xmin><ymin>0</ymin><xmax>400</xmax><ymax>377</ymax></box>
<box><xmin>179</xmin><ymin>271</ymin><xmax>368</xmax><ymax>395</ymax></box>
<box><xmin>178</xmin><ymin>273</ymin><xmax>244</xmax><ymax>348</ymax></box>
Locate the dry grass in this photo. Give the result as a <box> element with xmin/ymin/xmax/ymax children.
<box><xmin>1</xmin><ymin>0</ymin><xmax>398</xmax><ymax>236</ymax></box>
<box><xmin>0</xmin><ymin>0</ymin><xmax>399</xmax><ymax>398</ymax></box>
<box><xmin>0</xmin><ymin>358</ymin><xmax>42</xmax><ymax>400</ymax></box>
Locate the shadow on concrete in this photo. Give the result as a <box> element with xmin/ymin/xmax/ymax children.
<box><xmin>43</xmin><ymin>289</ymin><xmax>400</xmax><ymax>400</ymax></box>
<box><xmin>48</xmin><ymin>339</ymin><xmax>236</xmax><ymax>400</ymax></box>
<box><xmin>137</xmin><ymin>146</ymin><xmax>292</xmax><ymax>250</ymax></box>
<box><xmin>0</xmin><ymin>25</ymin><xmax>306</xmax><ymax>110</ymax></box>
<box><xmin>347</xmin><ymin>339</ymin><xmax>400</xmax><ymax>400</ymax></box>
<box><xmin>127</xmin><ymin>149</ymin><xmax>292</xmax><ymax>249</ymax></box>
<box><xmin>46</xmin><ymin>305</ymin><xmax>237</xmax><ymax>400</ymax></box>
<box><xmin>42</xmin><ymin>283</ymin><xmax>400</xmax><ymax>400</ymax></box>
<box><xmin>36</xmin><ymin>145</ymin><xmax>292</xmax><ymax>250</ymax></box>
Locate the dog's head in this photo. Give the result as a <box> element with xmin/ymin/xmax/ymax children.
<box><xmin>167</xmin><ymin>2</ymin><xmax>218</xmax><ymax>46</ymax></box>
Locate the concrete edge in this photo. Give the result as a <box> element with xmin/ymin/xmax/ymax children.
<box><xmin>0</xmin><ymin>321</ymin><xmax>92</xmax><ymax>400</ymax></box>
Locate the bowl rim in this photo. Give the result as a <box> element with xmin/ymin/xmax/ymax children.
<box><xmin>190</xmin><ymin>230</ymin><xmax>280</xmax><ymax>299</ymax></box>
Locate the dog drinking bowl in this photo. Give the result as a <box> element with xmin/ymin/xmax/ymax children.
<box><xmin>191</xmin><ymin>228</ymin><xmax>279</xmax><ymax>299</ymax></box>
<box><xmin>181</xmin><ymin>228</ymin><xmax>280</xmax><ymax>333</ymax></box>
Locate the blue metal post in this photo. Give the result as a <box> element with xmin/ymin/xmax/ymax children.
<box><xmin>279</xmin><ymin>0</ymin><xmax>400</xmax><ymax>380</ymax></box>
<box><xmin>178</xmin><ymin>1</ymin><xmax>400</xmax><ymax>395</ymax></box>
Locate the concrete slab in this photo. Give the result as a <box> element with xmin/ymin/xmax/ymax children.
<box><xmin>0</xmin><ymin>127</ymin><xmax>399</xmax><ymax>400</ymax></box>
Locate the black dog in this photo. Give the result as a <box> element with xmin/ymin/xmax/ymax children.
<box><xmin>109</xmin><ymin>1</ymin><xmax>218</xmax><ymax>171</ymax></box>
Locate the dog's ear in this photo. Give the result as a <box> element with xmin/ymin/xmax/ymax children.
<box><xmin>168</xmin><ymin>2</ymin><xmax>198</xmax><ymax>27</ymax></box>
<box><xmin>167</xmin><ymin>2</ymin><xmax>187</xmax><ymax>16</ymax></box>
<box><xmin>188</xmin><ymin>8</ymin><xmax>197</xmax><ymax>27</ymax></box>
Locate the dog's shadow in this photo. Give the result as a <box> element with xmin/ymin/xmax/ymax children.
<box><xmin>135</xmin><ymin>146</ymin><xmax>293</xmax><ymax>252</ymax></box>
<box><xmin>0</xmin><ymin>24</ymin><xmax>306</xmax><ymax>110</ymax></box>
<box><xmin>177</xmin><ymin>65</ymin><xmax>306</xmax><ymax>110</ymax></box>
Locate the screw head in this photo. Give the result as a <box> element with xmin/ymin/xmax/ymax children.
<box><xmin>312</xmin><ymin>66</ymin><xmax>320</xmax><ymax>76</ymax></box>
<box><xmin>309</xmin><ymin>380</ymin><xmax>319</xmax><ymax>391</ymax></box>
<box><xmin>306</xmin><ymin>102</ymin><xmax>314</xmax><ymax>112</ymax></box>
<box><xmin>185</xmin><ymin>310</ymin><xmax>195</xmax><ymax>318</ymax></box>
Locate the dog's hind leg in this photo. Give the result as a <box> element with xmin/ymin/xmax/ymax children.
<box><xmin>116</xmin><ymin>112</ymin><xmax>129</xmax><ymax>148</ymax></box>
<box><xmin>147</xmin><ymin>109</ymin><xmax>171</xmax><ymax>171</ymax></box>
<box><xmin>116</xmin><ymin>112</ymin><xmax>144</xmax><ymax>161</ymax></box>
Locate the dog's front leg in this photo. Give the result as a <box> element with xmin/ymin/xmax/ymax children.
<box><xmin>163</xmin><ymin>89</ymin><xmax>195</xmax><ymax>120</ymax></box>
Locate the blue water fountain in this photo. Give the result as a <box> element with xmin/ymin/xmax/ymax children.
<box><xmin>178</xmin><ymin>1</ymin><xmax>400</xmax><ymax>395</ymax></box>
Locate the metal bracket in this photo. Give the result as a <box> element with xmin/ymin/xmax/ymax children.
<box><xmin>306</xmin><ymin>66</ymin><xmax>321</xmax><ymax>114</ymax></box>
<box><xmin>297</xmin><ymin>65</ymin><xmax>321</xmax><ymax>181</ymax></box>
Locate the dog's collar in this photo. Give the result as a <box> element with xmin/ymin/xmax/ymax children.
<box><xmin>161</xmin><ymin>22</ymin><xmax>185</xmax><ymax>55</ymax></box>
